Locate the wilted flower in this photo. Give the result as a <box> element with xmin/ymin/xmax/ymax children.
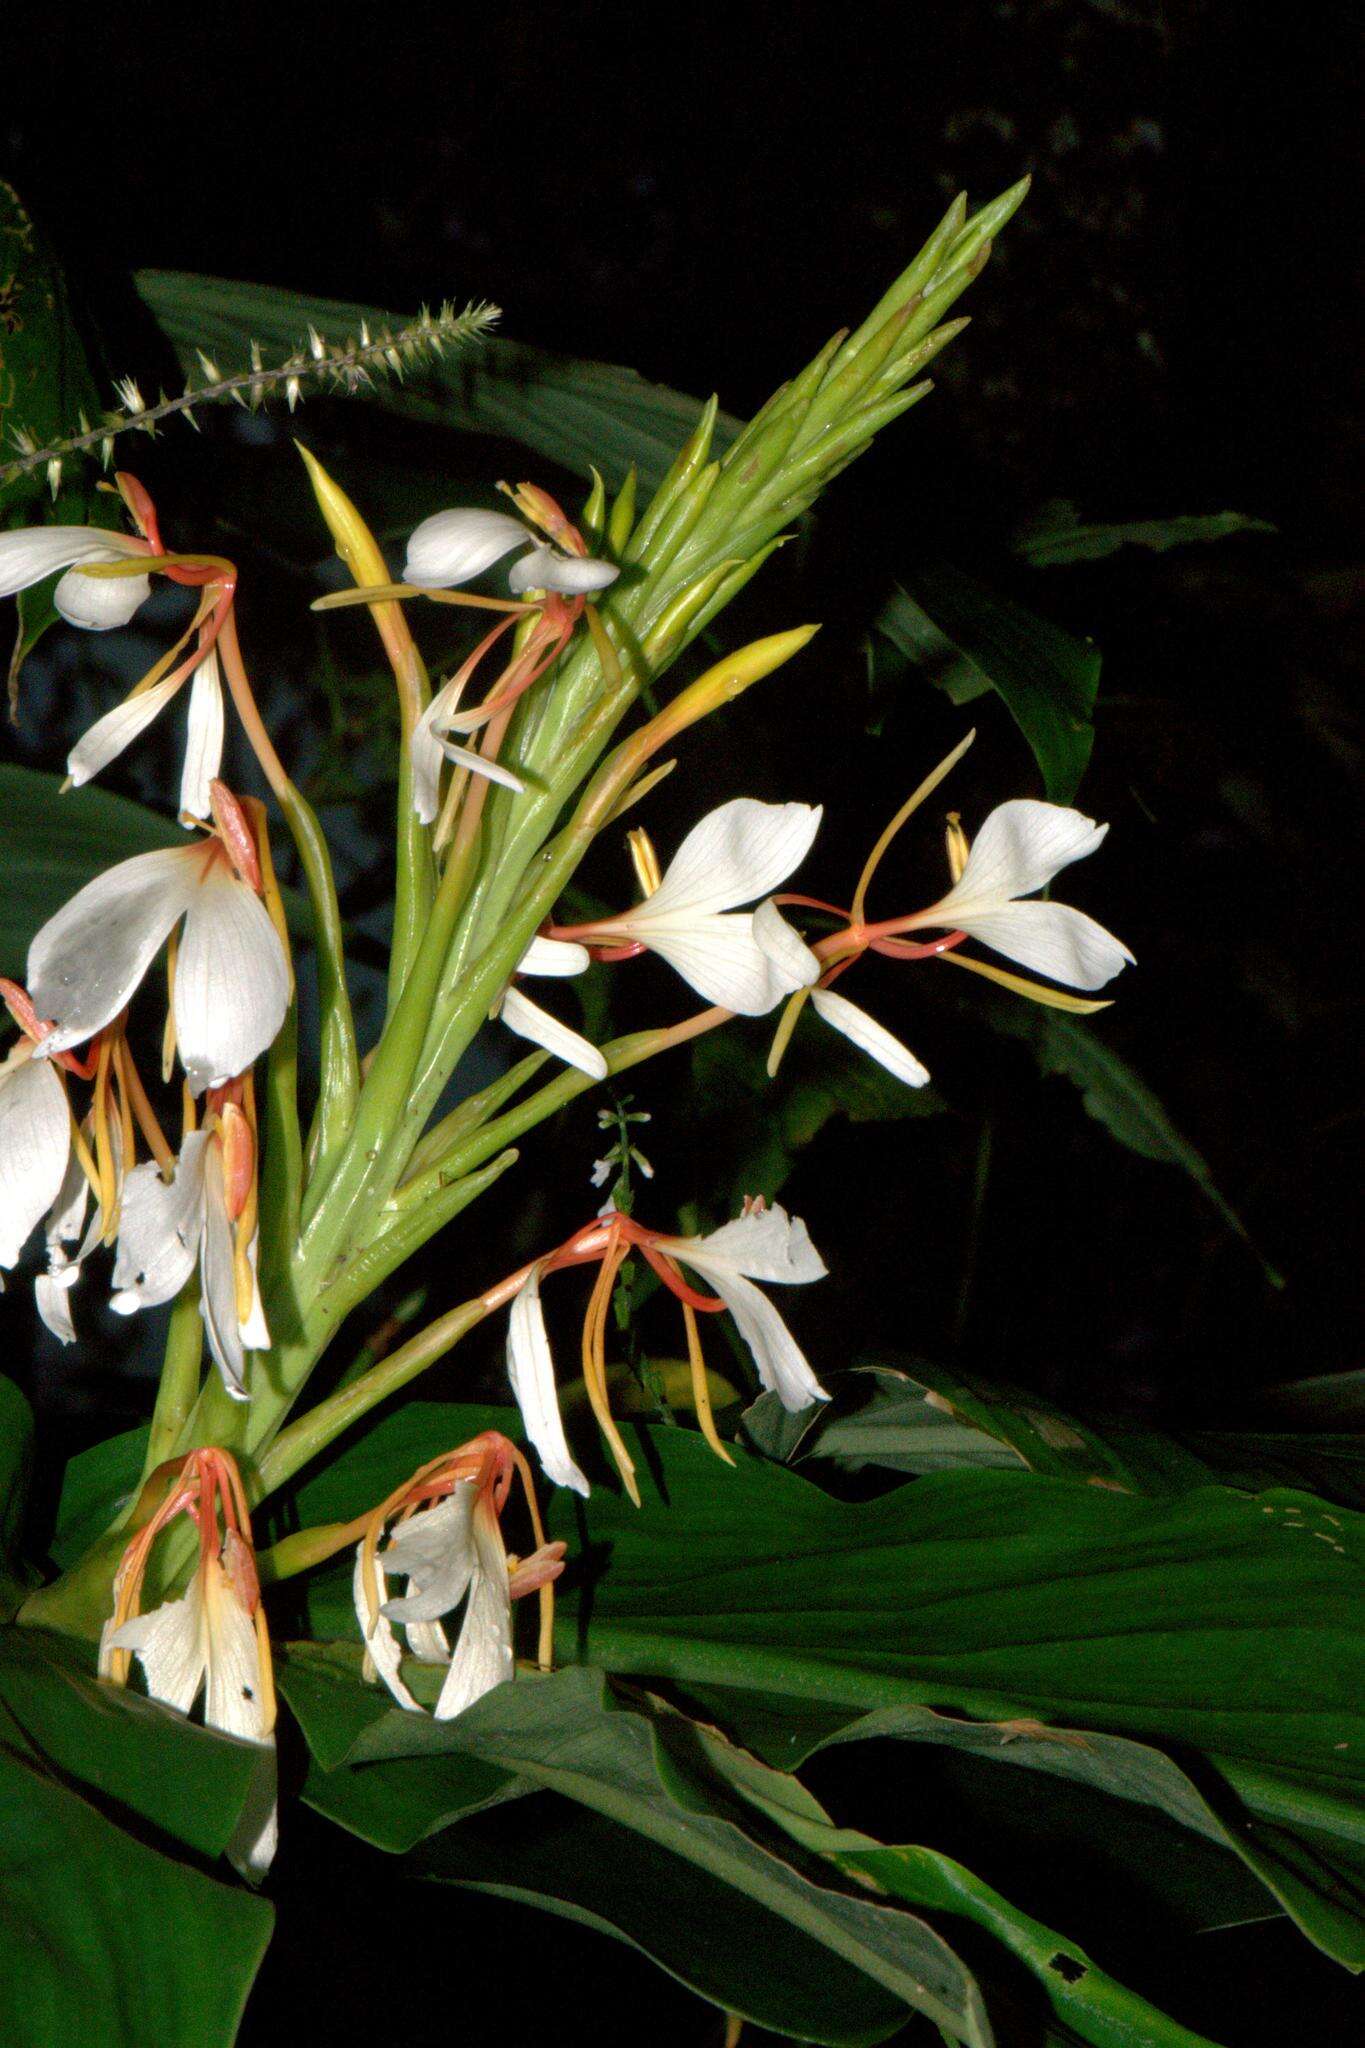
<box><xmin>352</xmin><ymin>1431</ymin><xmax>565</xmax><ymax>1720</ymax></box>
<box><xmin>100</xmin><ymin>1447</ymin><xmax>277</xmax><ymax>1879</ymax></box>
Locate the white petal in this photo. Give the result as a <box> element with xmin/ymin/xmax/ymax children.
<box><xmin>352</xmin><ymin>1546</ymin><xmax>421</xmax><ymax>1712</ymax></box>
<box><xmin>438</xmin><ymin>737</ymin><xmax>526</xmax><ymax>793</ymax></box>
<box><xmin>672</xmin><ymin>1202</ymin><xmax>828</xmax><ymax>1287</ymax></box>
<box><xmin>180</xmin><ymin>646</ymin><xmax>225</xmax><ymax>822</ymax></box>
<box><xmin>410</xmin><ymin>675</ymin><xmax>463</xmax><ymax>825</ymax></box>
<box><xmin>175</xmin><ymin>863</ymin><xmax>290</xmax><ymax>1092</ymax></box>
<box><xmin>689</xmin><ymin>1263</ymin><xmax>827</xmax><ymax>1412</ymax></box>
<box><xmin>404</xmin><ymin>508</ymin><xmax>531</xmax><ymax>587</ymax></box>
<box><xmin>28</xmin><ymin>844</ymin><xmax>207</xmax><ymax>1056</ymax></box>
<box><xmin>404</xmin><ymin>1617</ymin><xmax>451</xmax><ymax>1664</ymax></box>
<box><xmin>506</xmin><ymin>1269</ymin><xmax>591</xmax><ymax>1497</ymax></box>
<box><xmin>500</xmin><ymin>986</ymin><xmax>607</xmax><ymax>1079</ymax></box>
<box><xmin>751</xmin><ymin>898</ymin><xmax>821</xmax><ymax>992</ymax></box>
<box><xmin>199</xmin><ymin>1145</ymin><xmax>248</xmax><ymax>1401</ymax></box>
<box><xmin>382</xmin><ymin>1490</ymin><xmax>479</xmax><ymax>1628</ymax></box>
<box><xmin>67</xmin><ymin>671</ymin><xmax>186</xmax><ymax>790</ymax></box>
<box><xmin>517</xmin><ymin>935</ymin><xmax>591</xmax><ymax>977</ymax></box>
<box><xmin>642</xmin><ymin>910</ymin><xmax>799</xmax><ymax>1016</ymax></box>
<box><xmin>637</xmin><ymin>799</ymin><xmax>823</xmax><ymax>921</ymax></box>
<box><xmin>933</xmin><ymin>801</ymin><xmax>1109</xmax><ymax>919</ymax></box>
<box><xmin>107</xmin><ymin>1580</ymin><xmax>207</xmax><ymax>1714</ymax></box>
<box><xmin>54</xmin><ymin>565</ymin><xmax>153</xmax><ymax>631</ymax></box>
<box><xmin>226</xmin><ymin>1741</ymin><xmax>278</xmax><ymax>1883</ymax></box>
<box><xmin>507</xmin><ymin>544</ymin><xmax>618</xmax><ymax>595</ymax></box>
<box><xmin>44</xmin><ymin>1135</ymin><xmax>90</xmax><ymax>1250</ymax></box>
<box><xmin>810</xmin><ymin>987</ymin><xmax>931</xmax><ymax>1088</ymax></box>
<box><xmin>110</xmin><ymin>1135</ymin><xmax>209</xmax><ymax>1311</ymax></box>
<box><xmin>0</xmin><ymin>1058</ymin><xmax>71</xmax><ymax>1268</ymax></box>
<box><xmin>201</xmin><ymin>1555</ymin><xmax>269</xmax><ymax>1740</ymax></box>
<box><xmin>35</xmin><ymin>1272</ymin><xmax>77</xmax><ymax>1344</ymax></box>
<box><xmin>237</xmin><ymin>1232</ymin><xmax>270</xmax><ymax>1351</ymax></box>
<box><xmin>433</xmin><ymin>1497</ymin><xmax>514</xmax><ymax>1720</ymax></box>
<box><xmin>0</xmin><ymin>525</ymin><xmax>145</xmax><ymax>599</ymax></box>
<box><xmin>952</xmin><ymin>900</ymin><xmax>1135</xmax><ymax>991</ymax></box>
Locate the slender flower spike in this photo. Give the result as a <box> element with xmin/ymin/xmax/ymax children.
<box><xmin>496</xmin><ymin>1198</ymin><xmax>828</xmax><ymax>1504</ymax></box>
<box><xmin>542</xmin><ymin>799</ymin><xmax>823</xmax><ymax>1017</ymax></box>
<box><xmin>100</xmin><ymin>1448</ymin><xmax>277</xmax><ymax>1880</ymax></box>
<box><xmin>111</xmin><ymin>1100</ymin><xmax>268</xmax><ymax>1401</ymax></box>
<box><xmin>26</xmin><ymin>781</ymin><xmax>289</xmax><ymax>1094</ymax></box>
<box><xmin>352</xmin><ymin>1432</ymin><xmax>565</xmax><ymax>1720</ymax></box>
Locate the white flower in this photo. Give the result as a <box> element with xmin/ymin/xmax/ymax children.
<box><xmin>404</xmin><ymin>507</ymin><xmax>618</xmax><ymax>596</ymax></box>
<box><xmin>808</xmin><ymin>987</ymin><xmax>931</xmax><ymax>1090</ymax></box>
<box><xmin>507</xmin><ymin>1267</ymin><xmax>592</xmax><ymax>1496</ymax></box>
<box><xmin>66</xmin><ymin>643</ymin><xmax>226</xmax><ymax>825</ymax></box>
<box><xmin>915</xmin><ymin>799</ymin><xmax>1134</xmax><ymax>991</ymax></box>
<box><xmin>656</xmin><ymin>1204</ymin><xmax>831</xmax><ymax>1412</ymax></box>
<box><xmin>32</xmin><ymin>1117</ymin><xmax>122</xmax><ymax>1344</ymax></box>
<box><xmin>580</xmin><ymin>799</ymin><xmax>823</xmax><ymax>1015</ymax></box>
<box><xmin>111</xmin><ymin>1129</ymin><xmax>268</xmax><ymax>1401</ymax></box>
<box><xmin>27</xmin><ymin>833</ymin><xmax>289</xmax><ymax>1095</ymax></box>
<box><xmin>494</xmin><ymin>935</ymin><xmax>606</xmax><ymax>1081</ymax></box>
<box><xmin>101</xmin><ymin>1528</ymin><xmax>277</xmax><ymax>1878</ymax></box>
<box><xmin>0</xmin><ymin>524</ymin><xmax>153</xmax><ymax>631</ymax></box>
<box><xmin>0</xmin><ymin>1049</ymin><xmax>71</xmax><ymax>1274</ymax></box>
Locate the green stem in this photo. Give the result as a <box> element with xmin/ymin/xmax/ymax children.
<box><xmin>142</xmin><ymin>1284</ymin><xmax>205</xmax><ymax>1478</ymax></box>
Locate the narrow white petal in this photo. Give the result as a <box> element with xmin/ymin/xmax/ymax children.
<box><xmin>507</xmin><ymin>544</ymin><xmax>618</xmax><ymax>595</ymax></box>
<box><xmin>110</xmin><ymin>1135</ymin><xmax>208</xmax><ymax>1311</ymax></box>
<box><xmin>0</xmin><ymin>525</ymin><xmax>144</xmax><ymax>598</ymax></box>
<box><xmin>953</xmin><ymin>900</ymin><xmax>1134</xmax><ymax>991</ymax></box>
<box><xmin>199</xmin><ymin>1145</ymin><xmax>248</xmax><ymax>1401</ymax></box>
<box><xmin>54</xmin><ymin>566</ymin><xmax>153</xmax><ymax>631</ymax></box>
<box><xmin>410</xmin><ymin>674</ymin><xmax>465</xmax><ymax>824</ymax></box>
<box><xmin>67</xmin><ymin>672</ymin><xmax>185</xmax><ymax>790</ymax></box>
<box><xmin>226</xmin><ymin>1741</ymin><xmax>278</xmax><ymax>1883</ymax></box>
<box><xmin>382</xmin><ymin>1489</ymin><xmax>479</xmax><ymax>1624</ymax></box>
<box><xmin>691</xmin><ymin>1264</ymin><xmax>828</xmax><ymax>1412</ymax></box>
<box><xmin>404</xmin><ymin>507</ymin><xmax>530</xmax><ymax>587</ymax></box>
<box><xmin>28</xmin><ymin>845</ymin><xmax>206</xmax><ymax>1056</ymax></box>
<box><xmin>810</xmin><ymin>987</ymin><xmax>931</xmax><ymax>1088</ymax></box>
<box><xmin>507</xmin><ymin>1270</ymin><xmax>591</xmax><ymax>1497</ymax></box>
<box><xmin>352</xmin><ymin>1546</ymin><xmax>421</xmax><ymax>1712</ymax></box>
<box><xmin>672</xmin><ymin>1202</ymin><xmax>828</xmax><ymax>1287</ymax></box>
<box><xmin>44</xmin><ymin>1136</ymin><xmax>90</xmax><ymax>1250</ymax></box>
<box><xmin>500</xmin><ymin>986</ymin><xmax>607</xmax><ymax>1079</ymax></box>
<box><xmin>201</xmin><ymin>1556</ymin><xmax>269</xmax><ymax>1740</ymax></box>
<box><xmin>517</xmin><ymin>934</ymin><xmax>591</xmax><ymax>977</ymax></box>
<box><xmin>237</xmin><ymin>1232</ymin><xmax>270</xmax><ymax>1351</ymax></box>
<box><xmin>751</xmin><ymin>898</ymin><xmax>821</xmax><ymax>992</ymax></box>
<box><xmin>437</xmin><ymin>737</ymin><xmax>526</xmax><ymax>793</ymax></box>
<box><xmin>0</xmin><ymin>1058</ymin><xmax>71</xmax><ymax>1268</ymax></box>
<box><xmin>404</xmin><ymin>1618</ymin><xmax>451</xmax><ymax>1664</ymax></box>
<box><xmin>180</xmin><ymin>646</ymin><xmax>225</xmax><ymax>822</ymax></box>
<box><xmin>643</xmin><ymin>911</ymin><xmax>797</xmax><ymax>1016</ymax></box>
<box><xmin>433</xmin><ymin>1499</ymin><xmax>514</xmax><ymax>1720</ymax></box>
<box><xmin>637</xmin><ymin>800</ymin><xmax>823</xmax><ymax>921</ymax></box>
<box><xmin>107</xmin><ymin>1580</ymin><xmax>208</xmax><ymax>1715</ymax></box>
<box><xmin>175</xmin><ymin>864</ymin><xmax>290</xmax><ymax>1092</ymax></box>
<box><xmin>35</xmin><ymin>1272</ymin><xmax>77</xmax><ymax>1344</ymax></box>
<box><xmin>933</xmin><ymin>801</ymin><xmax>1109</xmax><ymax>919</ymax></box>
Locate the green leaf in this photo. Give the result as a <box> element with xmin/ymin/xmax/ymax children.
<box><xmin>993</xmin><ymin>1009</ymin><xmax>1279</xmax><ymax>1281</ymax></box>
<box><xmin>0</xmin><ymin>1379</ymin><xmax>35</xmax><ymax>1615</ymax></box>
<box><xmin>0</xmin><ymin>1626</ymin><xmax>260</xmax><ymax>1859</ymax></box>
<box><xmin>49</xmin><ymin>1425</ymin><xmax>149</xmax><ymax>1570</ymax></box>
<box><xmin>870</xmin><ymin>563</ymin><xmax>1100</xmax><ymax>802</ymax></box>
<box><xmin>134</xmin><ymin>271</ymin><xmax>738</xmax><ymax>494</ymax></box>
<box><xmin>0</xmin><ymin>765</ymin><xmax>181</xmax><ymax>976</ymax></box>
<box><xmin>1013</xmin><ymin>500</ymin><xmax>1276</xmax><ymax>568</ymax></box>
<box><xmin>0</xmin><ymin>1737</ymin><xmax>271</xmax><ymax>2048</ymax></box>
<box><xmin>278</xmin><ymin>1654</ymin><xmax>992</xmax><ymax>2045</ymax></box>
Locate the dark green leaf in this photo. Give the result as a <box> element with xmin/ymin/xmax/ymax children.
<box><xmin>134</xmin><ymin>272</ymin><xmax>738</xmax><ymax>494</ymax></box>
<box><xmin>1013</xmin><ymin>501</ymin><xmax>1276</xmax><ymax>568</ymax></box>
<box><xmin>0</xmin><ymin>1737</ymin><xmax>271</xmax><ymax>2048</ymax></box>
<box><xmin>49</xmin><ymin>1424</ymin><xmax>148</xmax><ymax>1570</ymax></box>
<box><xmin>0</xmin><ymin>1379</ymin><xmax>35</xmax><ymax>1615</ymax></box>
<box><xmin>870</xmin><ymin>564</ymin><xmax>1100</xmax><ymax>802</ymax></box>
<box><xmin>0</xmin><ymin>765</ymin><xmax>181</xmax><ymax>976</ymax></box>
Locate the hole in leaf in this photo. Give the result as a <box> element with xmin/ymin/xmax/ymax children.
<box><xmin>1049</xmin><ymin>1954</ymin><xmax>1086</xmax><ymax>1983</ymax></box>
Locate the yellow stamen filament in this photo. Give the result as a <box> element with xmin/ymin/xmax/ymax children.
<box><xmin>162</xmin><ymin>927</ymin><xmax>180</xmax><ymax>1083</ymax></box>
<box><xmin>680</xmin><ymin>1297</ymin><xmax>736</xmax><ymax>1467</ymax></box>
<box><xmin>580</xmin><ymin>1247</ymin><xmax>640</xmax><ymax>1505</ymax></box>
<box><xmin>67</xmin><ymin>1110</ymin><xmax>102</xmax><ymax>1205</ymax></box>
<box><xmin>506</xmin><ymin>1442</ymin><xmax>559</xmax><ymax>1672</ymax></box>
<box><xmin>115</xmin><ymin>1039</ymin><xmax>175</xmax><ymax>1176</ymax></box>
<box><xmin>627</xmin><ymin>826</ymin><xmax>663</xmax><ymax>898</ymax></box>
<box><xmin>91</xmin><ymin>1035</ymin><xmax>120</xmax><ymax>1241</ymax></box>
<box><xmin>766</xmin><ymin>985</ymin><xmax>812</xmax><ymax>1079</ymax></box>
<box><xmin>850</xmin><ymin>728</ymin><xmax>976</xmax><ymax>925</ymax></box>
<box><xmin>944</xmin><ymin>811</ymin><xmax>970</xmax><ymax>883</ymax></box>
<box><xmin>941</xmin><ymin>950</ymin><xmax>1113</xmax><ymax>1013</ymax></box>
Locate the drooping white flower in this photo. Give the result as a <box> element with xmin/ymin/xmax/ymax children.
<box><xmin>404</xmin><ymin>506</ymin><xmax>617</xmax><ymax>596</ymax></box>
<box><xmin>66</xmin><ymin>643</ymin><xmax>226</xmax><ymax>824</ymax></box>
<box><xmin>0</xmin><ymin>1048</ymin><xmax>71</xmax><ymax>1274</ymax></box>
<box><xmin>27</xmin><ymin>810</ymin><xmax>288</xmax><ymax>1095</ymax></box>
<box><xmin>506</xmin><ymin>1267</ymin><xmax>592</xmax><ymax>1497</ymax></box>
<box><xmin>568</xmin><ymin>799</ymin><xmax>823</xmax><ymax>1015</ymax></box>
<box><xmin>654</xmin><ymin>1203</ymin><xmax>831</xmax><ymax>1412</ymax></box>
<box><xmin>913</xmin><ymin>800</ymin><xmax>1134</xmax><ymax>991</ymax></box>
<box><xmin>353</xmin><ymin>1433</ymin><xmax>565</xmax><ymax>1722</ymax></box>
<box><xmin>99</xmin><ymin>1448</ymin><xmax>277</xmax><ymax>1880</ymax></box>
<box><xmin>0</xmin><ymin>523</ymin><xmax>153</xmax><ymax>631</ymax></box>
<box><xmin>111</xmin><ymin>1124</ymin><xmax>268</xmax><ymax>1401</ymax></box>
